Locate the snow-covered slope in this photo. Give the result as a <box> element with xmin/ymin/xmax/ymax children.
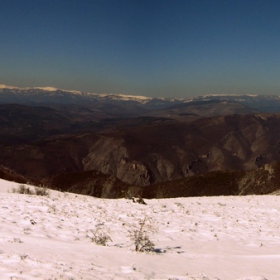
<box><xmin>0</xmin><ymin>179</ymin><xmax>278</xmax><ymax>279</ymax></box>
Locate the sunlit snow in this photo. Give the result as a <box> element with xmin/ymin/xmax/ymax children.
<box><xmin>0</xmin><ymin>179</ymin><xmax>278</xmax><ymax>279</ymax></box>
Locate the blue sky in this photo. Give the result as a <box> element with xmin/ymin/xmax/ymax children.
<box><xmin>1</xmin><ymin>0</ymin><xmax>280</xmax><ymax>98</ymax></box>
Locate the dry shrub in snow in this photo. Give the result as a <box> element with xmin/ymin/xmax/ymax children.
<box><xmin>129</xmin><ymin>215</ymin><xmax>157</xmax><ymax>252</ymax></box>
<box><xmin>34</xmin><ymin>185</ymin><xmax>49</xmax><ymax>196</ymax></box>
<box><xmin>12</xmin><ymin>184</ymin><xmax>34</xmax><ymax>195</ymax></box>
<box><xmin>12</xmin><ymin>184</ymin><xmax>49</xmax><ymax>196</ymax></box>
<box><xmin>88</xmin><ymin>227</ymin><xmax>112</xmax><ymax>246</ymax></box>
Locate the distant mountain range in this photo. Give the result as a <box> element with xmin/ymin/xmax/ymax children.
<box><xmin>1</xmin><ymin>84</ymin><xmax>280</xmax><ymax>113</ymax></box>
<box><xmin>1</xmin><ymin>84</ymin><xmax>280</xmax><ymax>197</ymax></box>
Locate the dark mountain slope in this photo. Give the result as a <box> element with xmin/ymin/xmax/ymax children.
<box><xmin>48</xmin><ymin>170</ymin><xmax>140</xmax><ymax>199</ymax></box>
<box><xmin>0</xmin><ymin>165</ymin><xmax>30</xmax><ymax>184</ymax></box>
<box><xmin>1</xmin><ymin>95</ymin><xmax>280</xmax><ymax>188</ymax></box>
<box><xmin>1</xmin><ymin>112</ymin><xmax>280</xmax><ymax>187</ymax></box>
<box><xmin>142</xmin><ymin>162</ymin><xmax>280</xmax><ymax>198</ymax></box>
<box><xmin>46</xmin><ymin>162</ymin><xmax>280</xmax><ymax>199</ymax></box>
<box><xmin>83</xmin><ymin>113</ymin><xmax>280</xmax><ymax>185</ymax></box>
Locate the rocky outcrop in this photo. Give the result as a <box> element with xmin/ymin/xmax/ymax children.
<box><xmin>82</xmin><ymin>137</ymin><xmax>151</xmax><ymax>186</ymax></box>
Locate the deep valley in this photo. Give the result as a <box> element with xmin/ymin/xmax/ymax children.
<box><xmin>1</xmin><ymin>86</ymin><xmax>280</xmax><ymax>198</ymax></box>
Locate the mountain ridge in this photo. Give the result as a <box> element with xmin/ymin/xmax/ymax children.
<box><xmin>1</xmin><ymin>84</ymin><xmax>280</xmax><ymax>197</ymax></box>
<box><xmin>2</xmin><ymin>84</ymin><xmax>280</xmax><ymax>112</ymax></box>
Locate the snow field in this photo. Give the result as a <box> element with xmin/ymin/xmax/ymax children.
<box><xmin>0</xmin><ymin>179</ymin><xmax>279</xmax><ymax>279</ymax></box>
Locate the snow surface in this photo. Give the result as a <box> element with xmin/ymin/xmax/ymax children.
<box><xmin>0</xmin><ymin>179</ymin><xmax>278</xmax><ymax>280</ymax></box>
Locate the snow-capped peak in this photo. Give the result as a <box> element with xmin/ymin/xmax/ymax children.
<box><xmin>33</xmin><ymin>86</ymin><xmax>59</xmax><ymax>92</ymax></box>
<box><xmin>0</xmin><ymin>84</ymin><xmax>21</xmax><ymax>90</ymax></box>
<box><xmin>0</xmin><ymin>84</ymin><xmax>155</xmax><ymax>104</ymax></box>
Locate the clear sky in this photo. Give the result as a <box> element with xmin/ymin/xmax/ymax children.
<box><xmin>1</xmin><ymin>0</ymin><xmax>280</xmax><ymax>98</ymax></box>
